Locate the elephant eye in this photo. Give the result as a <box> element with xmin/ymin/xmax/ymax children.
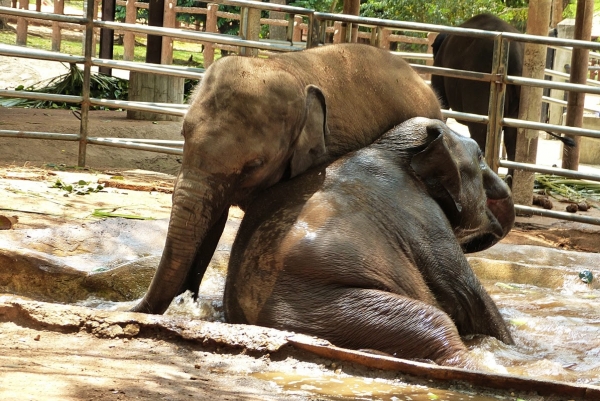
<box><xmin>241</xmin><ymin>158</ymin><xmax>264</xmax><ymax>175</ymax></box>
<box><xmin>477</xmin><ymin>151</ymin><xmax>487</xmax><ymax>169</ymax></box>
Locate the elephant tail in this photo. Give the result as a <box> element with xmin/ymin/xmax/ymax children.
<box><xmin>544</xmin><ymin>131</ymin><xmax>576</xmax><ymax>147</ymax></box>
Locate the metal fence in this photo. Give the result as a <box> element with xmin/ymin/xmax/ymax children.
<box><xmin>2</xmin><ymin>0</ymin><xmax>600</xmax><ymax>226</ymax></box>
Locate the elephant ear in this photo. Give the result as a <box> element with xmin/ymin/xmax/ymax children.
<box><xmin>410</xmin><ymin>126</ymin><xmax>463</xmax><ymax>214</ymax></box>
<box><xmin>289</xmin><ymin>85</ymin><xmax>328</xmax><ymax>178</ymax></box>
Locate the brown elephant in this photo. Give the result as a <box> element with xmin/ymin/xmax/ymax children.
<box><xmin>224</xmin><ymin>117</ymin><xmax>515</xmax><ymax>367</ymax></box>
<box><xmin>132</xmin><ymin>44</ymin><xmax>442</xmax><ymax>314</ymax></box>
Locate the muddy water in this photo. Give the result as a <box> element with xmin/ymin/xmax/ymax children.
<box><xmin>75</xmin><ymin>239</ymin><xmax>600</xmax><ymax>395</ymax></box>
<box><xmin>476</xmin><ymin>278</ymin><xmax>600</xmax><ymax>385</ymax></box>
<box><xmin>253</xmin><ymin>372</ymin><xmax>504</xmax><ymax>401</ymax></box>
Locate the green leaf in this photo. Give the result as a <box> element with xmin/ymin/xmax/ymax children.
<box><xmin>92</xmin><ymin>208</ymin><xmax>155</xmax><ymax>220</ymax></box>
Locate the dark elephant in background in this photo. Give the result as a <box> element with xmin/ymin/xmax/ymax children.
<box><xmin>431</xmin><ymin>13</ymin><xmax>523</xmax><ymax>165</ymax></box>
<box><xmin>224</xmin><ymin>117</ymin><xmax>515</xmax><ymax>368</ymax></box>
<box><xmin>132</xmin><ymin>43</ymin><xmax>443</xmax><ymax>314</ymax></box>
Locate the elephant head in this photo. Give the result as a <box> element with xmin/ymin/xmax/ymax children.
<box><xmin>131</xmin><ymin>57</ymin><xmax>329</xmax><ymax>314</ymax></box>
<box><xmin>410</xmin><ymin>120</ymin><xmax>515</xmax><ymax>253</ymax></box>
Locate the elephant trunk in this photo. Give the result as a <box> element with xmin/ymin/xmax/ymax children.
<box><xmin>484</xmin><ymin>173</ymin><xmax>516</xmax><ymax>239</ymax></box>
<box><xmin>486</xmin><ymin>193</ymin><xmax>515</xmax><ymax>239</ymax></box>
<box><xmin>131</xmin><ymin>172</ymin><xmax>229</xmax><ymax>314</ymax></box>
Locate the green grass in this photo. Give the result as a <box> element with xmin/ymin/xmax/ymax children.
<box><xmin>0</xmin><ymin>31</ymin><xmax>206</xmax><ymax>68</ymax></box>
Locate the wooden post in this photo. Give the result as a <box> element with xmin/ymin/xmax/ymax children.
<box><xmin>376</xmin><ymin>27</ymin><xmax>390</xmax><ymax>49</ymax></box>
<box><xmin>551</xmin><ymin>0</ymin><xmax>563</xmax><ymax>28</ymax></box>
<box><xmin>562</xmin><ymin>0</ymin><xmax>594</xmax><ymax>171</ymax></box>
<box><xmin>332</xmin><ymin>21</ymin><xmax>342</xmax><ymax>44</ymax></box>
<box><xmin>99</xmin><ymin>0</ymin><xmax>116</xmax><ymax>75</ymax></box>
<box><xmin>52</xmin><ymin>0</ymin><xmax>64</xmax><ymax>51</ymax></box>
<box><xmin>35</xmin><ymin>0</ymin><xmax>41</xmax><ymax>11</ymax></box>
<box><xmin>548</xmin><ymin>19</ymin><xmax>574</xmax><ymax>126</ymax></box>
<box><xmin>269</xmin><ymin>0</ymin><xmax>286</xmax><ymax>40</ymax></box>
<box><xmin>203</xmin><ymin>3</ymin><xmax>218</xmax><ymax>67</ymax></box>
<box><xmin>240</xmin><ymin>2</ymin><xmax>261</xmax><ymax>56</ymax></box>
<box><xmin>161</xmin><ymin>0</ymin><xmax>176</xmax><ymax>64</ymax></box>
<box><xmin>292</xmin><ymin>15</ymin><xmax>302</xmax><ymax>43</ymax></box>
<box><xmin>512</xmin><ymin>0</ymin><xmax>552</xmax><ymax>209</ymax></box>
<box><xmin>127</xmin><ymin>73</ymin><xmax>184</xmax><ymax>121</ymax></box>
<box><xmin>123</xmin><ymin>0</ymin><xmax>136</xmax><ymax>61</ymax></box>
<box><xmin>146</xmin><ymin>0</ymin><xmax>165</xmax><ymax>64</ymax></box>
<box><xmin>425</xmin><ymin>32</ymin><xmax>437</xmax><ymax>81</ymax></box>
<box><xmin>340</xmin><ymin>0</ymin><xmax>359</xmax><ymax>43</ymax></box>
<box><xmin>16</xmin><ymin>0</ymin><xmax>28</xmax><ymax>46</ymax></box>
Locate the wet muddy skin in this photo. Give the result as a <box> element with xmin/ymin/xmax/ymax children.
<box><xmin>1</xmin><ymin>167</ymin><xmax>600</xmax><ymax>400</ymax></box>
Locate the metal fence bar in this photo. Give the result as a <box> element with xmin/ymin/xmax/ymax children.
<box><xmin>89</xmin><ymin>98</ymin><xmax>187</xmax><ymax>116</ymax></box>
<box><xmin>545</xmin><ymin>68</ymin><xmax>600</xmax><ymax>88</ymax></box>
<box><xmin>93</xmin><ymin>138</ymin><xmax>184</xmax><ymax>146</ymax></box>
<box><xmin>502</xmin><ymin>118</ymin><xmax>600</xmax><ymax>140</ymax></box>
<box><xmin>0</xmin><ymin>130</ymin><xmax>80</xmax><ymax>140</ymax></box>
<box><xmin>442</xmin><ymin>110</ymin><xmax>489</xmax><ymax>124</ymax></box>
<box><xmin>0</xmin><ymin>5</ymin><xmax>86</xmax><ymax>24</ymax></box>
<box><xmin>91</xmin><ymin>58</ymin><xmax>205</xmax><ymax>80</ymax></box>
<box><xmin>0</xmin><ymin>43</ymin><xmax>84</xmax><ymax>63</ymax></box>
<box><xmin>0</xmin><ymin>89</ymin><xmax>82</xmax><ymax>104</ymax></box>
<box><xmin>542</xmin><ymin>95</ymin><xmax>599</xmax><ymax>113</ymax></box>
<box><xmin>501</xmin><ymin>160</ymin><xmax>600</xmax><ymax>181</ymax></box>
<box><xmin>515</xmin><ymin>205</ymin><xmax>600</xmax><ymax>225</ymax></box>
<box><xmin>508</xmin><ymin>75</ymin><xmax>600</xmax><ymax>95</ymax></box>
<box><xmin>410</xmin><ymin>64</ymin><xmax>493</xmax><ymax>81</ymax></box>
<box><xmin>87</xmin><ymin>137</ymin><xmax>183</xmax><ymax>155</ymax></box>
<box><xmin>94</xmin><ymin>20</ymin><xmax>304</xmax><ymax>52</ymax></box>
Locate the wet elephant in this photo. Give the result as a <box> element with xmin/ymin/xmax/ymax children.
<box><xmin>431</xmin><ymin>13</ymin><xmax>523</xmax><ymax>166</ymax></box>
<box><xmin>132</xmin><ymin>44</ymin><xmax>443</xmax><ymax>314</ymax></box>
<box><xmin>224</xmin><ymin>117</ymin><xmax>515</xmax><ymax>368</ymax></box>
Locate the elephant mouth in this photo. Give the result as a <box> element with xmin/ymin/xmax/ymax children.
<box><xmin>460</xmin><ymin>231</ymin><xmax>500</xmax><ymax>253</ymax></box>
<box><xmin>457</xmin><ymin>200</ymin><xmax>510</xmax><ymax>253</ymax></box>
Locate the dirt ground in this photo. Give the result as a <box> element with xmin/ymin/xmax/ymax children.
<box><xmin>0</xmin><ymin>108</ymin><xmax>184</xmax><ymax>175</ymax></box>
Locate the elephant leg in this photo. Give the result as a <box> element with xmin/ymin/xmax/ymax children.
<box><xmin>264</xmin><ymin>287</ymin><xmax>474</xmax><ymax>367</ymax></box>
<box><xmin>179</xmin><ymin>208</ymin><xmax>229</xmax><ymax>298</ymax></box>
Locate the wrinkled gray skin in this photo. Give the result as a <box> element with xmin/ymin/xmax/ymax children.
<box><xmin>132</xmin><ymin>44</ymin><xmax>442</xmax><ymax>314</ymax></box>
<box><xmin>431</xmin><ymin>13</ymin><xmax>523</xmax><ymax>166</ymax></box>
<box><xmin>224</xmin><ymin>117</ymin><xmax>515</xmax><ymax>367</ymax></box>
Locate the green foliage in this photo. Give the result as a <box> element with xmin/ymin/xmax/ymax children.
<box><xmin>52</xmin><ymin>178</ymin><xmax>104</xmax><ymax>195</ymax></box>
<box><xmin>115</xmin><ymin>0</ymin><xmax>149</xmax><ymax>24</ymax></box>
<box><xmin>563</xmin><ymin>0</ymin><xmax>600</xmax><ymax>19</ymax></box>
<box><xmin>360</xmin><ymin>0</ymin><xmax>504</xmax><ymax>26</ymax></box>
<box><xmin>290</xmin><ymin>0</ymin><xmax>342</xmax><ymax>13</ymax></box>
<box><xmin>0</xmin><ymin>63</ymin><xmax>128</xmax><ymax>109</ymax></box>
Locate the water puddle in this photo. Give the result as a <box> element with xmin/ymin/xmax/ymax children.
<box><xmin>479</xmin><ymin>278</ymin><xmax>600</xmax><ymax>385</ymax></box>
<box><xmin>253</xmin><ymin>372</ymin><xmax>509</xmax><ymax>400</ymax></box>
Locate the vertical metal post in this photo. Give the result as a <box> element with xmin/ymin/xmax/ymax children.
<box><xmin>485</xmin><ymin>34</ymin><xmax>509</xmax><ymax>173</ymax></box>
<box><xmin>78</xmin><ymin>0</ymin><xmax>94</xmax><ymax>167</ymax></box>
<box><xmin>512</xmin><ymin>0</ymin><xmax>552</xmax><ymax>209</ymax></box>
